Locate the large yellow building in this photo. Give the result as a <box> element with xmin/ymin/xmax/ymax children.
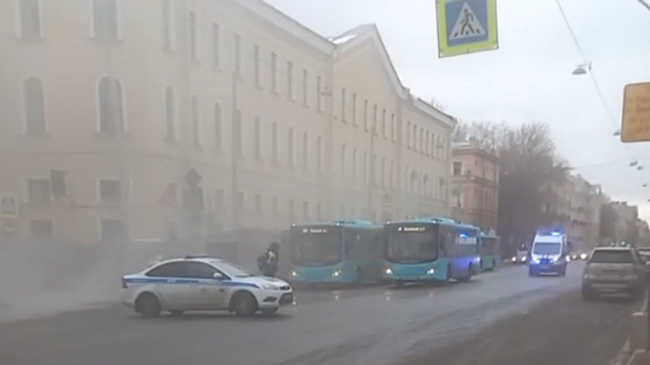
<box><xmin>0</xmin><ymin>0</ymin><xmax>455</xmax><ymax>243</ymax></box>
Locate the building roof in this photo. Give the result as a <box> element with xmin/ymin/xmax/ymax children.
<box><xmin>237</xmin><ymin>1</ymin><xmax>456</xmax><ymax>128</ymax></box>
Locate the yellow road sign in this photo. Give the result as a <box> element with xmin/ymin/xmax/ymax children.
<box><xmin>0</xmin><ymin>195</ymin><xmax>18</xmax><ymax>218</ymax></box>
<box><xmin>621</xmin><ymin>82</ymin><xmax>650</xmax><ymax>143</ymax></box>
<box><xmin>436</xmin><ymin>0</ymin><xmax>499</xmax><ymax>58</ymax></box>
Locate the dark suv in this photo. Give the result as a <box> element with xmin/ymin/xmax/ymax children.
<box><xmin>581</xmin><ymin>247</ymin><xmax>645</xmax><ymax>301</ymax></box>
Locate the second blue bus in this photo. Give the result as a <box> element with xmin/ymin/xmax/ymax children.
<box><xmin>288</xmin><ymin>220</ymin><xmax>384</xmax><ymax>284</ymax></box>
<box><xmin>478</xmin><ymin>232</ymin><xmax>501</xmax><ymax>271</ymax></box>
<box><xmin>383</xmin><ymin>217</ymin><xmax>481</xmax><ymax>285</ymax></box>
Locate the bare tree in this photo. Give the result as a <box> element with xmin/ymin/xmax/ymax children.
<box><xmin>429</xmin><ymin>98</ymin><xmax>447</xmax><ymax>112</ymax></box>
<box><xmin>458</xmin><ymin>121</ymin><xmax>568</xmax><ymax>254</ymax></box>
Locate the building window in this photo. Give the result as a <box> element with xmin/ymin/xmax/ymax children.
<box><xmin>271</xmin><ymin>121</ymin><xmax>278</xmax><ymax>164</ymax></box>
<box><xmin>214</xmin><ymin>188</ymin><xmax>225</xmax><ymax>213</ymax></box>
<box><xmin>272</xmin><ymin>197</ymin><xmax>279</xmax><ymax>216</ymax></box>
<box><xmin>214</xmin><ymin>103</ymin><xmax>222</xmax><ymax>151</ymax></box>
<box><xmin>254</xmin><ymin>116</ymin><xmax>261</xmax><ymax>160</ymax></box>
<box><xmin>255</xmin><ymin>194</ymin><xmax>262</xmax><ymax>216</ymax></box>
<box><xmin>24</xmin><ymin>77</ymin><xmax>46</xmax><ymax>135</ymax></box>
<box><xmin>302</xmin><ymin>69</ymin><xmax>309</xmax><ymax>106</ymax></box>
<box><xmin>372</xmin><ymin>104</ymin><xmax>377</xmax><ymax>133</ymax></box>
<box><xmin>97</xmin><ymin>76</ymin><xmax>124</xmax><ymax>133</ymax></box>
<box><xmin>27</xmin><ymin>179</ymin><xmax>50</xmax><ymax>203</ymax></box>
<box><xmin>316</xmin><ymin>135</ymin><xmax>322</xmax><ymax>172</ymax></box>
<box><xmin>316</xmin><ymin>76</ymin><xmax>322</xmax><ymax>111</ymax></box>
<box><xmin>234</xmin><ymin>33</ymin><xmax>242</xmax><ymax>77</ymax></box>
<box><xmin>363</xmin><ymin>100</ymin><xmax>369</xmax><ymax>130</ymax></box>
<box><xmin>302</xmin><ymin>132</ymin><xmax>309</xmax><ymax>170</ymax></box>
<box><xmin>363</xmin><ymin>152</ymin><xmax>368</xmax><ymax>183</ymax></box>
<box><xmin>420</xmin><ymin>128</ymin><xmax>424</xmax><ymax>152</ymax></box>
<box><xmin>18</xmin><ymin>0</ymin><xmax>42</xmax><ymax>39</ymax></box>
<box><xmin>162</xmin><ymin>0</ymin><xmax>173</xmax><ymax>50</ymax></box>
<box><xmin>287</xmin><ymin>61</ymin><xmax>294</xmax><ymax>99</ymax></box>
<box><xmin>425</xmin><ymin>132</ymin><xmax>430</xmax><ymax>155</ymax></box>
<box><xmin>191</xmin><ymin>96</ymin><xmax>200</xmax><ymax>148</ymax></box>
<box><xmin>390</xmin><ymin>160</ymin><xmax>394</xmax><ymax>188</ymax></box>
<box><xmin>271</xmin><ymin>52</ymin><xmax>278</xmax><ymax>93</ymax></box>
<box><xmin>412</xmin><ymin>124</ymin><xmax>417</xmax><ymax>149</ymax></box>
<box><xmin>288</xmin><ymin>199</ymin><xmax>295</xmax><ymax>218</ymax></box>
<box><xmin>381</xmin><ymin>157</ymin><xmax>386</xmax><ymax>187</ymax></box>
<box><xmin>99</xmin><ymin>179</ymin><xmax>121</xmax><ymax>203</ymax></box>
<box><xmin>92</xmin><ymin>0</ymin><xmax>119</xmax><ymax>40</ymax></box>
<box><xmin>212</xmin><ymin>23</ymin><xmax>220</xmax><ymax>67</ymax></box>
<box><xmin>253</xmin><ymin>44</ymin><xmax>261</xmax><ymax>87</ymax></box>
<box><xmin>302</xmin><ymin>201</ymin><xmax>310</xmax><ymax>220</ymax></box>
<box><xmin>287</xmin><ymin>127</ymin><xmax>294</xmax><ymax>168</ymax></box>
<box><xmin>164</xmin><ymin>86</ymin><xmax>175</xmax><ymax>141</ymax></box>
<box><xmin>340</xmin><ymin>89</ymin><xmax>346</xmax><ymax>122</ymax></box>
<box><xmin>236</xmin><ymin>192</ymin><xmax>245</xmax><ymax>214</ymax></box>
<box><xmin>30</xmin><ymin>219</ymin><xmax>53</xmax><ymax>239</ymax></box>
<box><xmin>352</xmin><ymin>94</ymin><xmax>357</xmax><ymax>126</ymax></box>
<box><xmin>382</xmin><ymin>109</ymin><xmax>387</xmax><ymax>137</ymax></box>
<box><xmin>340</xmin><ymin>144</ymin><xmax>346</xmax><ymax>177</ymax></box>
<box><xmin>189</xmin><ymin>11</ymin><xmax>198</xmax><ymax>60</ymax></box>
<box><xmin>234</xmin><ymin>109</ymin><xmax>243</xmax><ymax>156</ymax></box>
<box><xmin>100</xmin><ymin>218</ymin><xmax>124</xmax><ymax>241</ymax></box>
<box><xmin>316</xmin><ymin>203</ymin><xmax>322</xmax><ymax>220</ymax></box>
<box><xmin>406</xmin><ymin>121</ymin><xmax>411</xmax><ymax>148</ymax></box>
<box><xmin>391</xmin><ymin>113</ymin><xmax>396</xmax><ymax>142</ymax></box>
<box><xmin>352</xmin><ymin>147</ymin><xmax>357</xmax><ymax>181</ymax></box>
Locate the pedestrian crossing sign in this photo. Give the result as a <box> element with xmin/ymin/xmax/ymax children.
<box><xmin>0</xmin><ymin>195</ymin><xmax>18</xmax><ymax>218</ymax></box>
<box><xmin>436</xmin><ymin>0</ymin><xmax>499</xmax><ymax>58</ymax></box>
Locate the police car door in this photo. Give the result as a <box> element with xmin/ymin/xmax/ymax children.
<box><xmin>144</xmin><ymin>262</ymin><xmax>196</xmax><ymax>309</ymax></box>
<box><xmin>186</xmin><ymin>262</ymin><xmax>227</xmax><ymax>309</ymax></box>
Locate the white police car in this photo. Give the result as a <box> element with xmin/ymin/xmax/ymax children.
<box><xmin>121</xmin><ymin>255</ymin><xmax>293</xmax><ymax>318</ymax></box>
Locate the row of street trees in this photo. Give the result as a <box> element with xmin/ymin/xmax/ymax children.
<box><xmin>453</xmin><ymin>121</ymin><xmax>570</xmax><ymax>254</ymax></box>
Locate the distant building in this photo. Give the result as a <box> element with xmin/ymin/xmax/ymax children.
<box><xmin>451</xmin><ymin>139</ymin><xmax>499</xmax><ymax>232</ymax></box>
<box><xmin>566</xmin><ymin>175</ymin><xmax>602</xmax><ymax>251</ymax></box>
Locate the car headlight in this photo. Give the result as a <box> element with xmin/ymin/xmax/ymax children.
<box><xmin>291</xmin><ymin>271</ymin><xmax>298</xmax><ymax>277</ymax></box>
<box><xmin>522</xmin><ymin>256</ymin><xmax>527</xmax><ymax>262</ymax></box>
<box><xmin>260</xmin><ymin>284</ymin><xmax>280</xmax><ymax>290</ymax></box>
<box><xmin>331</xmin><ymin>270</ymin><xmax>342</xmax><ymax>277</ymax></box>
<box><xmin>385</xmin><ymin>268</ymin><xmax>393</xmax><ymax>275</ymax></box>
<box><xmin>580</xmin><ymin>253</ymin><xmax>587</xmax><ymax>260</ymax></box>
<box><xmin>511</xmin><ymin>256</ymin><xmax>516</xmax><ymax>261</ymax></box>
<box><xmin>426</xmin><ymin>268</ymin><xmax>435</xmax><ymax>275</ymax></box>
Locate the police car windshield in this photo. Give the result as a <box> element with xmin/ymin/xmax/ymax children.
<box><xmin>210</xmin><ymin>260</ymin><xmax>253</xmax><ymax>277</ymax></box>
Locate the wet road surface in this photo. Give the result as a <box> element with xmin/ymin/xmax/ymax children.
<box><xmin>397</xmin><ymin>288</ymin><xmax>638</xmax><ymax>365</ymax></box>
<box><xmin>0</xmin><ymin>264</ymin><xmax>608</xmax><ymax>365</ymax></box>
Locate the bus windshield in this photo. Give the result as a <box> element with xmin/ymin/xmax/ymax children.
<box><xmin>532</xmin><ymin>242</ymin><xmax>562</xmax><ymax>255</ymax></box>
<box><xmin>385</xmin><ymin>225</ymin><xmax>438</xmax><ymax>263</ymax></box>
<box><xmin>290</xmin><ymin>227</ymin><xmax>343</xmax><ymax>266</ymax></box>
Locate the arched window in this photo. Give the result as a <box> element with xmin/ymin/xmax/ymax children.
<box><xmin>24</xmin><ymin>77</ymin><xmax>46</xmax><ymax>134</ymax></box>
<box><xmin>164</xmin><ymin>86</ymin><xmax>175</xmax><ymax>140</ymax></box>
<box><xmin>214</xmin><ymin>103</ymin><xmax>222</xmax><ymax>150</ymax></box>
<box><xmin>287</xmin><ymin>128</ymin><xmax>294</xmax><ymax>167</ymax></box>
<box><xmin>98</xmin><ymin>76</ymin><xmax>124</xmax><ymax>133</ymax></box>
<box><xmin>191</xmin><ymin>96</ymin><xmax>200</xmax><ymax>148</ymax></box>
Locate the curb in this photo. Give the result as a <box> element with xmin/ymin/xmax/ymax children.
<box><xmin>611</xmin><ymin>339</ymin><xmax>632</xmax><ymax>365</ymax></box>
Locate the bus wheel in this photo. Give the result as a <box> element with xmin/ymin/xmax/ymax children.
<box><xmin>356</xmin><ymin>267</ymin><xmax>364</xmax><ymax>284</ymax></box>
<box><xmin>444</xmin><ymin>264</ymin><xmax>452</xmax><ymax>283</ymax></box>
<box><xmin>459</xmin><ymin>264</ymin><xmax>473</xmax><ymax>282</ymax></box>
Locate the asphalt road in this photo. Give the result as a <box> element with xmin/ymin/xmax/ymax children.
<box><xmin>397</xmin><ymin>285</ymin><xmax>638</xmax><ymax>365</ymax></box>
<box><xmin>0</xmin><ymin>262</ymin><xmax>624</xmax><ymax>365</ymax></box>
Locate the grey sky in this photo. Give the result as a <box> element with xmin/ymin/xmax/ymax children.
<box><xmin>265</xmin><ymin>0</ymin><xmax>650</xmax><ymax>219</ymax></box>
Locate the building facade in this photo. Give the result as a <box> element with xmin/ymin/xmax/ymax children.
<box><xmin>0</xmin><ymin>0</ymin><xmax>455</xmax><ymax>243</ymax></box>
<box><xmin>566</xmin><ymin>175</ymin><xmax>602</xmax><ymax>251</ymax></box>
<box><xmin>450</xmin><ymin>139</ymin><xmax>499</xmax><ymax>232</ymax></box>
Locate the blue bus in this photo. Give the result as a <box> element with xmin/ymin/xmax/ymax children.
<box><xmin>288</xmin><ymin>220</ymin><xmax>384</xmax><ymax>284</ymax></box>
<box><xmin>479</xmin><ymin>232</ymin><xmax>501</xmax><ymax>271</ymax></box>
<box><xmin>383</xmin><ymin>217</ymin><xmax>481</xmax><ymax>285</ymax></box>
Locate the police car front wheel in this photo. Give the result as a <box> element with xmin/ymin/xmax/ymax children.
<box><xmin>231</xmin><ymin>292</ymin><xmax>258</xmax><ymax>316</ymax></box>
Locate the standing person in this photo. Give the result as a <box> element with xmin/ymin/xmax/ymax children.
<box><xmin>257</xmin><ymin>242</ymin><xmax>280</xmax><ymax>277</ymax></box>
